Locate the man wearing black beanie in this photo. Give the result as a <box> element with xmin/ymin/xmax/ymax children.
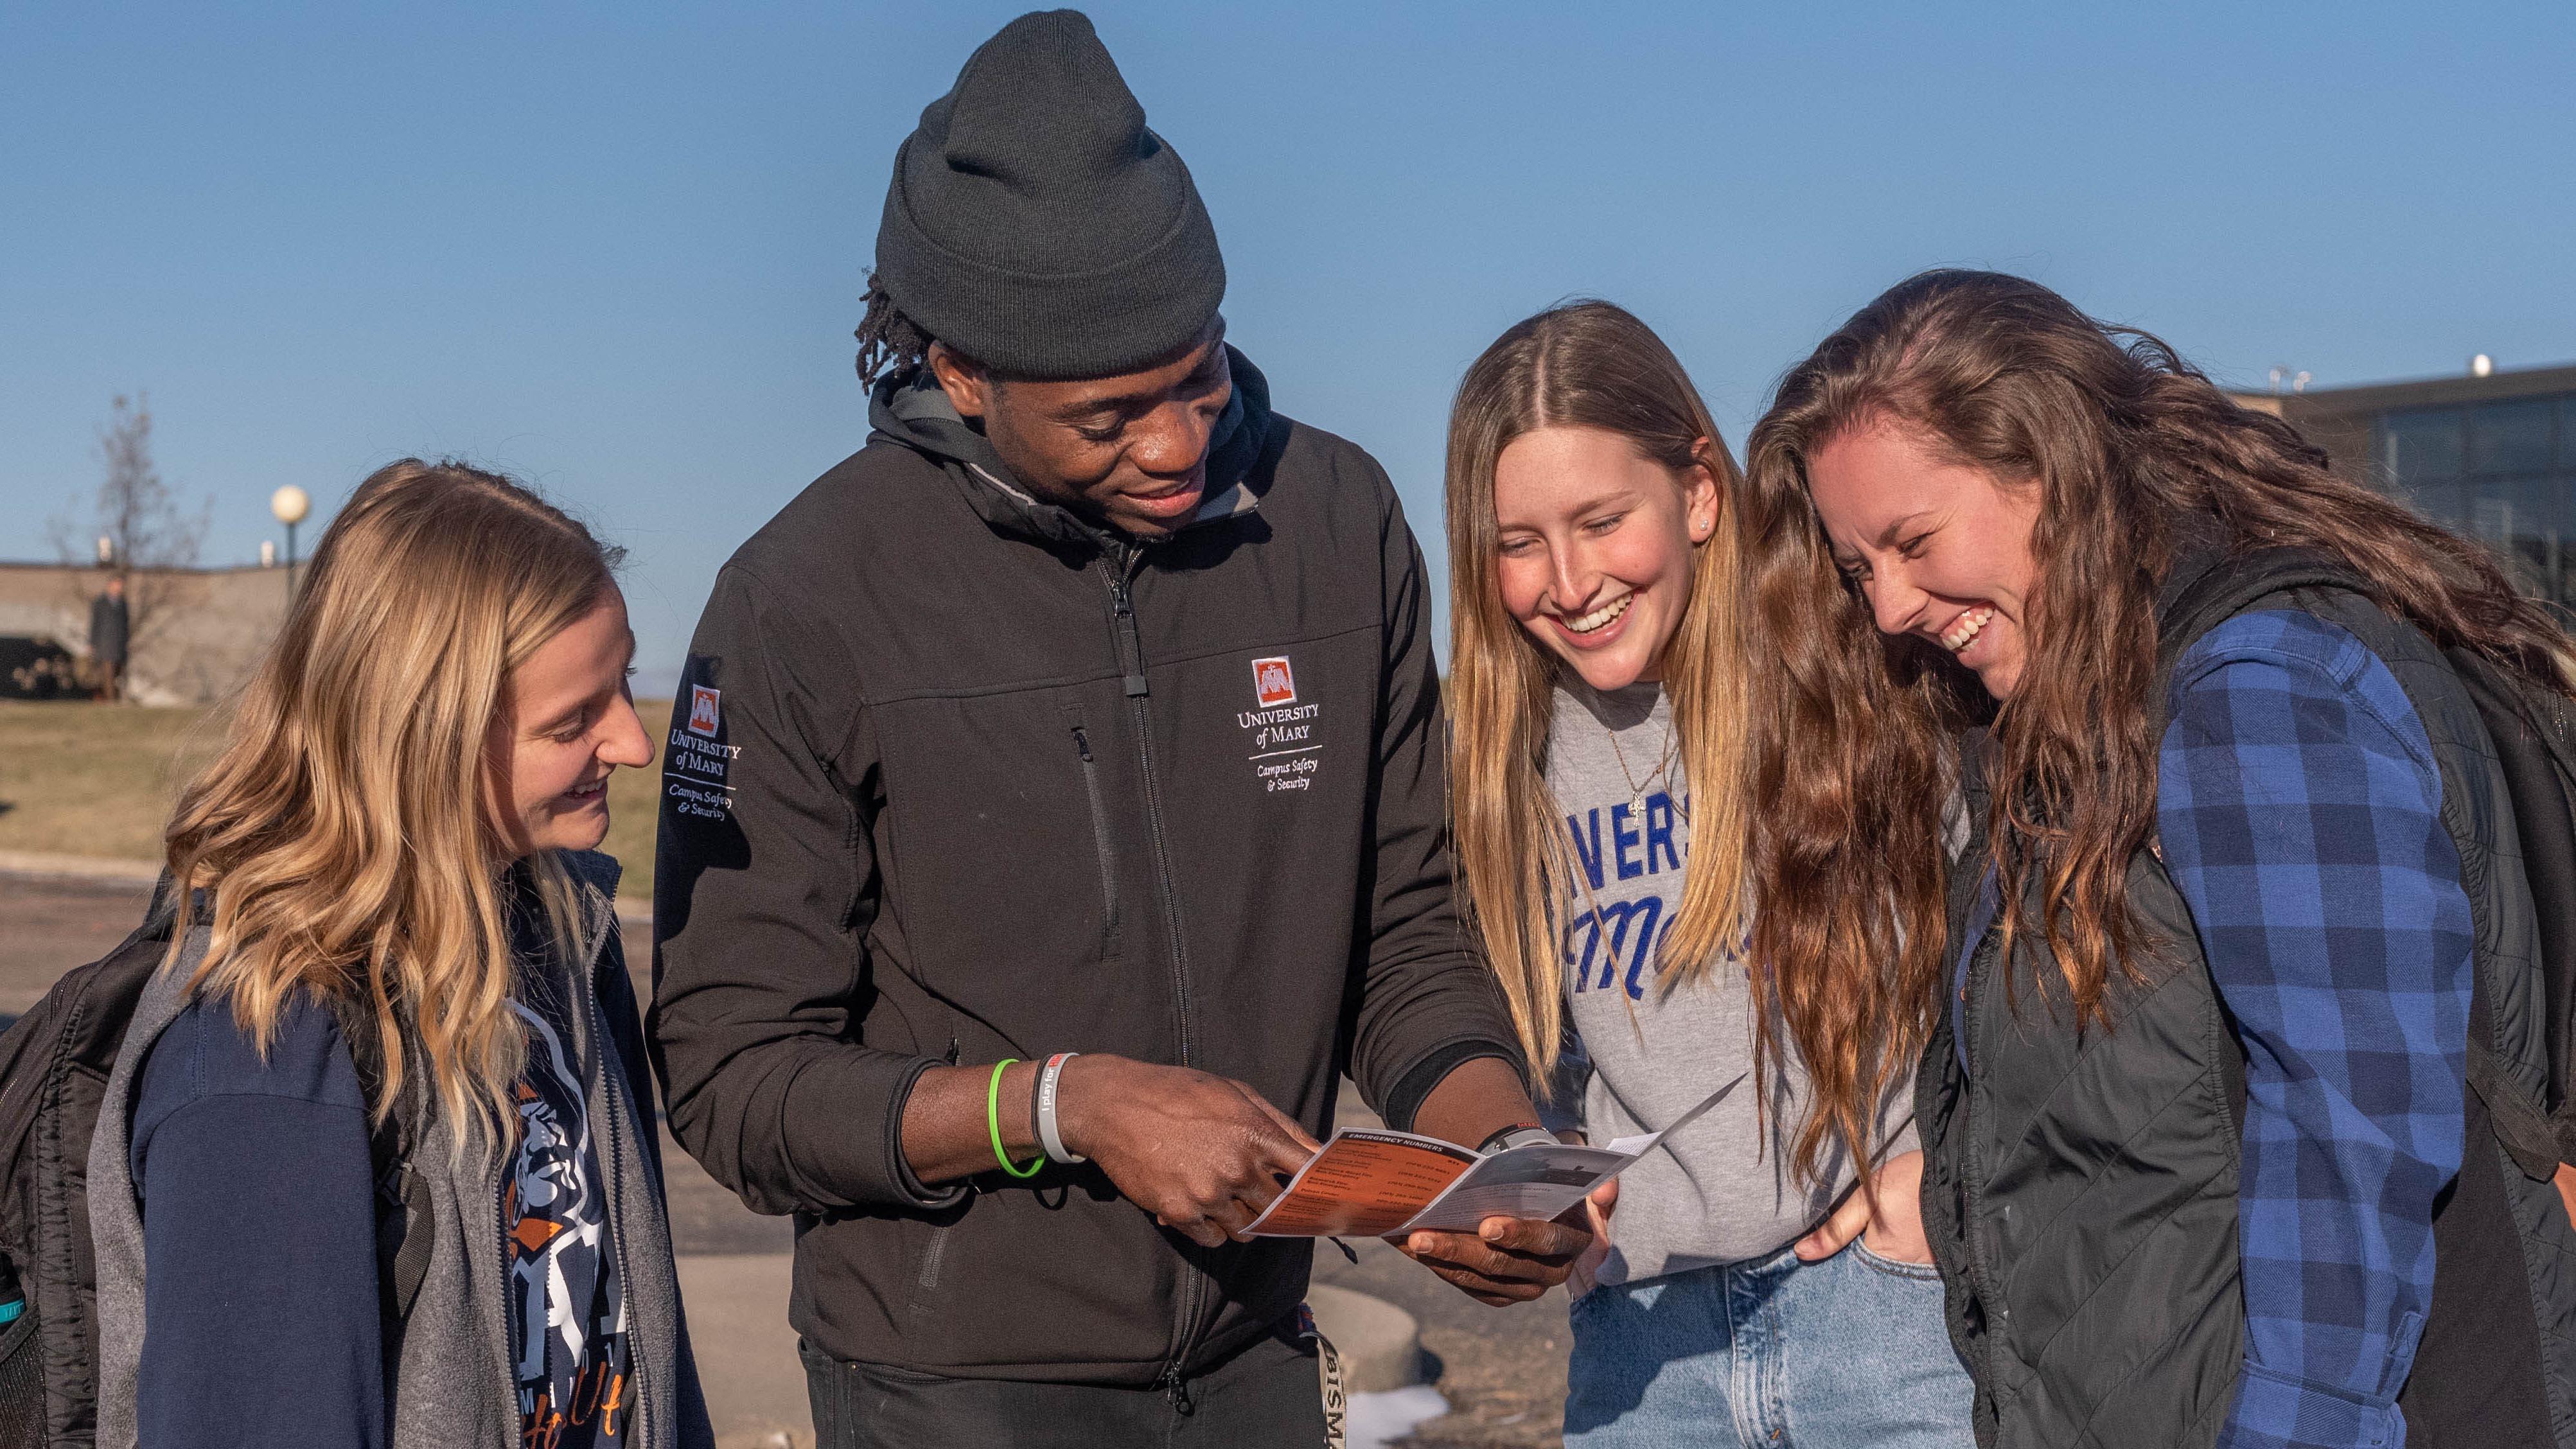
<box><xmin>652</xmin><ymin>11</ymin><xmax>1587</xmax><ymax>1445</ymax></box>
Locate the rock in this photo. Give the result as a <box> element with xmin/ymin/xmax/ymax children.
<box><xmin>1307</xmin><ymin>1283</ymin><xmax>1425</xmax><ymax>1393</ymax></box>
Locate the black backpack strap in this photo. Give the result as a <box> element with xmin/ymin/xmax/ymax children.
<box><xmin>328</xmin><ymin>997</ymin><xmax>434</xmax><ymax>1338</ymax></box>
<box><xmin>2151</xmin><ymin>543</ymin><xmax>2375</xmax><ymax>742</ymax></box>
<box><xmin>2447</xmin><ymin>648</ymin><xmax>2576</xmax><ymax>1175</ymax></box>
<box><xmin>0</xmin><ymin>883</ymin><xmax>181</xmax><ymax>1446</ymax></box>
<box><xmin>367</xmin><ymin>1067</ymin><xmax>433</xmax><ymax>1327</ymax></box>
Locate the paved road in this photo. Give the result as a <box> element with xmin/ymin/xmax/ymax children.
<box><xmin>3</xmin><ymin>872</ymin><xmax>1571</xmax><ymax>1446</ymax></box>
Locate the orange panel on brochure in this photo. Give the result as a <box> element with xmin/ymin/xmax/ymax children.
<box><xmin>1245</xmin><ymin>1131</ymin><xmax>1479</xmax><ymax>1238</ymax></box>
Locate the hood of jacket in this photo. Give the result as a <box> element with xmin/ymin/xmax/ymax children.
<box><xmin>865</xmin><ymin>344</ymin><xmax>1273</xmax><ymax>550</ymax></box>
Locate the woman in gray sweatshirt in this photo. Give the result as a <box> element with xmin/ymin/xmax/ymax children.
<box><xmin>1442</xmin><ymin>303</ymin><xmax>1970</xmax><ymax>1447</ymax></box>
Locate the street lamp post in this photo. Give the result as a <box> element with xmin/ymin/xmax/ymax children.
<box><xmin>270</xmin><ymin>486</ymin><xmax>311</xmax><ymax>605</ymax></box>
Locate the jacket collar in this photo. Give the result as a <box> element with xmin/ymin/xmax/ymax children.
<box><xmin>867</xmin><ymin>344</ymin><xmax>1274</xmax><ymax>552</ymax></box>
<box><xmin>543</xmin><ymin>849</ymin><xmax>623</xmax><ymax>978</ymax></box>
<box><xmin>2151</xmin><ymin>509</ymin><xmax>2238</xmax><ymax>635</ymax></box>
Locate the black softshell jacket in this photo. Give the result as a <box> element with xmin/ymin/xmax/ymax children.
<box><xmin>649</xmin><ymin>349</ymin><xmax>1518</xmax><ymax>1385</ymax></box>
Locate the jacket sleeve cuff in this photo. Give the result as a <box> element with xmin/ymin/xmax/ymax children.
<box><xmin>787</xmin><ymin>1052</ymin><xmax>967</xmax><ymax>1210</ymax></box>
<box><xmin>885</xmin><ymin>1059</ymin><xmax>970</xmax><ymax>1208</ymax></box>
<box><xmin>1381</xmin><ymin>1041</ymin><xmax>1521</xmax><ymax>1135</ymax></box>
<box><xmin>2219</xmin><ymin>1363</ymin><xmax>2403</xmax><ymax>1449</ymax></box>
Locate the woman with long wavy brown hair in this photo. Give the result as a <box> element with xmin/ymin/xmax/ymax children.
<box><xmin>84</xmin><ymin>461</ymin><xmax>711</xmax><ymax>1449</ymax></box>
<box><xmin>1741</xmin><ymin>269</ymin><xmax>2576</xmax><ymax>1448</ymax></box>
<box><xmin>1447</xmin><ymin>300</ymin><xmax>1972</xmax><ymax>1446</ymax></box>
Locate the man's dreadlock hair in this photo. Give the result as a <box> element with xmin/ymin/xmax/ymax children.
<box><xmin>854</xmin><ymin>277</ymin><xmax>935</xmax><ymax>388</ymax></box>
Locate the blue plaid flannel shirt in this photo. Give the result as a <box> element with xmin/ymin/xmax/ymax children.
<box><xmin>2158</xmin><ymin>608</ymin><xmax>2473</xmax><ymax>1449</ymax></box>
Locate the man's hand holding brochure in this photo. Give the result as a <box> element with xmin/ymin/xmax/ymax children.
<box><xmin>1244</xmin><ymin>1073</ymin><xmax>1745</xmax><ymax>1239</ymax></box>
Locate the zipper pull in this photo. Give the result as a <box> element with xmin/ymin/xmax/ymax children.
<box><xmin>1106</xmin><ymin>576</ymin><xmax>1149</xmax><ymax>698</ymax></box>
<box><xmin>1072</xmin><ymin>726</ymin><xmax>1093</xmax><ymax>762</ymax></box>
<box><xmin>1162</xmin><ymin>1365</ymin><xmax>1195</xmax><ymax>1416</ymax></box>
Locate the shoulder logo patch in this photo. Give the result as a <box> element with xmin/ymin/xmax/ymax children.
<box><xmin>686</xmin><ymin>685</ymin><xmax>722</xmax><ymax>738</ymax></box>
<box><xmin>1252</xmin><ymin>656</ymin><xmax>1296</xmax><ymax>708</ymax></box>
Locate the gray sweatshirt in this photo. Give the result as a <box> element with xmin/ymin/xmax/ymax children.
<box><xmin>1540</xmin><ymin>678</ymin><xmax>1915</xmax><ymax>1283</ymax></box>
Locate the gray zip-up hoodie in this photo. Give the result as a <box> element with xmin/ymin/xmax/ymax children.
<box><xmin>88</xmin><ymin>854</ymin><xmax>714</xmax><ymax>1449</ymax></box>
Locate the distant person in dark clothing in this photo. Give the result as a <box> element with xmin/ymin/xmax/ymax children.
<box><xmin>88</xmin><ymin>574</ymin><xmax>128</xmax><ymax>700</ymax></box>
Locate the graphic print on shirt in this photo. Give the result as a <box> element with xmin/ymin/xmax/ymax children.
<box><xmin>1239</xmin><ymin>651</ymin><xmax>1323</xmax><ymax>794</ymax></box>
<box><xmin>507</xmin><ymin>999</ymin><xmax>631</xmax><ymax>1449</ymax></box>
<box><xmin>1562</xmin><ymin>790</ymin><xmax>1689</xmax><ymax>1001</ymax></box>
<box><xmin>665</xmin><ymin>660</ymin><xmax>738</xmax><ymax>822</ymax></box>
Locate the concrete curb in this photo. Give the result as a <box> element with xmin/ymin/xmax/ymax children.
<box><xmin>1306</xmin><ymin>1283</ymin><xmax>1425</xmax><ymax>1393</ymax></box>
<box><xmin>0</xmin><ymin>850</ymin><xmax>161</xmax><ymax>886</ymax></box>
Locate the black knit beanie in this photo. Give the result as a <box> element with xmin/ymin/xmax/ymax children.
<box><xmin>873</xmin><ymin>10</ymin><xmax>1226</xmax><ymax>380</ymax></box>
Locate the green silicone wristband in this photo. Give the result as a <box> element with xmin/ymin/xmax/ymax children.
<box><xmin>987</xmin><ymin>1059</ymin><xmax>1043</xmax><ymax>1179</ymax></box>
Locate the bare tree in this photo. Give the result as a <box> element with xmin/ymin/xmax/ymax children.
<box><xmin>48</xmin><ymin>394</ymin><xmax>213</xmax><ymax>675</ymax></box>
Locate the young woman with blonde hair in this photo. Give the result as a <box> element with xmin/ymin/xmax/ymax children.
<box><xmin>1445</xmin><ymin>300</ymin><xmax>1972</xmax><ymax>1446</ymax></box>
<box><xmin>85</xmin><ymin>461</ymin><xmax>711</xmax><ymax>1449</ymax></box>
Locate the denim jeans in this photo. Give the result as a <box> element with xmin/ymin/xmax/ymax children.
<box><xmin>1564</xmin><ymin>1241</ymin><xmax>1974</xmax><ymax>1448</ymax></box>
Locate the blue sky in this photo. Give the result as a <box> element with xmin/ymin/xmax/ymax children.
<box><xmin>6</xmin><ymin>2</ymin><xmax>2570</xmax><ymax>691</ymax></box>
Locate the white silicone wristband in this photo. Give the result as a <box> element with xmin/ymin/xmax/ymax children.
<box><xmin>1037</xmin><ymin>1052</ymin><xmax>1084</xmax><ymax>1164</ymax></box>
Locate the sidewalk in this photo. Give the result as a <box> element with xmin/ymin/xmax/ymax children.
<box><xmin>675</xmin><ymin>1254</ymin><xmax>805</xmax><ymax>1449</ymax></box>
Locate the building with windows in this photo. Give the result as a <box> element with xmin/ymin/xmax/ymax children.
<box><xmin>2241</xmin><ymin>361</ymin><xmax>2576</xmax><ymax>608</ymax></box>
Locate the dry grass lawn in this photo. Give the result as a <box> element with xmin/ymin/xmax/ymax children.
<box><xmin>0</xmin><ymin>699</ymin><xmax>669</xmax><ymax>903</ymax></box>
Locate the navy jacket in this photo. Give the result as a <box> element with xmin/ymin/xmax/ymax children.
<box><xmin>127</xmin><ymin>963</ymin><xmax>662</xmax><ymax>1448</ymax></box>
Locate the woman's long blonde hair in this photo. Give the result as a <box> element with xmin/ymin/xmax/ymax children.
<box><xmin>1445</xmin><ymin>301</ymin><xmax>1754</xmax><ymax>1079</ymax></box>
<box><xmin>164</xmin><ymin>459</ymin><xmax>622</xmax><ymax>1148</ymax></box>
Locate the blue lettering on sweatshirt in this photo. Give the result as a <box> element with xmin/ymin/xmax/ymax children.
<box><xmin>1567</xmin><ymin>808</ymin><xmax>1606</xmax><ymax>891</ymax></box>
<box><xmin>1559</xmin><ymin>790</ymin><xmax>1691</xmax><ymax>1001</ymax></box>
<box><xmin>1562</xmin><ymin>895</ymin><xmax>1667</xmax><ymax>1001</ymax></box>
<box><xmin>1565</xmin><ymin>793</ymin><xmax>1688</xmax><ymax>889</ymax></box>
<box><xmin>1645</xmin><ymin>795</ymin><xmax>1681</xmax><ymax>874</ymax></box>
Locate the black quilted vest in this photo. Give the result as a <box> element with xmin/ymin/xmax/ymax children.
<box><xmin>1916</xmin><ymin>548</ymin><xmax>2576</xmax><ymax>1448</ymax></box>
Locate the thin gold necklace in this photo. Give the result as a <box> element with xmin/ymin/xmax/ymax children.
<box><xmin>1603</xmin><ymin>693</ymin><xmax>1679</xmax><ymax>826</ymax></box>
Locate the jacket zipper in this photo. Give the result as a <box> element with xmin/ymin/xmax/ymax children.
<box><xmin>1957</xmin><ymin>922</ymin><xmax>2008</xmax><ymax>1371</ymax></box>
<box><xmin>1096</xmin><ymin>546</ymin><xmax>1206</xmax><ymax>1385</ymax></box>
<box><xmin>495</xmin><ymin>1168</ymin><xmax>519</xmax><ymax>1431</ymax></box>
<box><xmin>1070</xmin><ymin>725</ymin><xmax>1124</xmax><ymax>956</ymax></box>
<box><xmin>1098</xmin><ymin>551</ymin><xmax>1193</xmax><ymax>1062</ymax></box>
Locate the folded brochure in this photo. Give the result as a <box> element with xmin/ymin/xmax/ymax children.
<box><xmin>1243</xmin><ymin>1073</ymin><xmax>1745</xmax><ymax>1238</ymax></box>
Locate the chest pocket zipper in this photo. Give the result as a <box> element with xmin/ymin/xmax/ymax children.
<box><xmin>1071</xmin><ymin>726</ymin><xmax>1124</xmax><ymax>957</ymax></box>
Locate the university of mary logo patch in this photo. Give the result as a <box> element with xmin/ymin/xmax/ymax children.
<box><xmin>667</xmin><ymin>669</ymin><xmax>737</xmax><ymax>823</ymax></box>
<box><xmin>1252</xmin><ymin>656</ymin><xmax>1297</xmax><ymax>708</ymax></box>
<box><xmin>1238</xmin><ymin>653</ymin><xmax>1319</xmax><ymax>795</ymax></box>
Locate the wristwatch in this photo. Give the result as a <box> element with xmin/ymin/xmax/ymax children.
<box><xmin>1477</xmin><ymin>1125</ymin><xmax>1558</xmax><ymax>1155</ymax></box>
